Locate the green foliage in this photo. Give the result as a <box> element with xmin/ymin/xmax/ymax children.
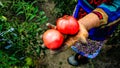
<box><xmin>0</xmin><ymin>0</ymin><xmax>48</xmax><ymax>67</ymax></box>
<box><xmin>13</xmin><ymin>0</ymin><xmax>48</xmax><ymax>22</ymax></box>
<box><xmin>52</xmin><ymin>0</ymin><xmax>77</xmax><ymax>17</ymax></box>
<box><xmin>0</xmin><ymin>0</ymin><xmax>120</xmax><ymax>67</ymax></box>
<box><xmin>0</xmin><ymin>1</ymin><xmax>4</xmax><ymax>7</ymax></box>
<box><xmin>0</xmin><ymin>51</ymin><xmax>19</xmax><ymax>68</ymax></box>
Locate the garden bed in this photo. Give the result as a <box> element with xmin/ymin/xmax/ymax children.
<box><xmin>0</xmin><ymin>0</ymin><xmax>120</xmax><ymax>68</ymax></box>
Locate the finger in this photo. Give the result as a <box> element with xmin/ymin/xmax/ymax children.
<box><xmin>79</xmin><ymin>36</ymin><xmax>87</xmax><ymax>44</ymax></box>
<box><xmin>64</xmin><ymin>28</ymin><xmax>88</xmax><ymax>46</ymax></box>
<box><xmin>78</xmin><ymin>30</ymin><xmax>88</xmax><ymax>44</ymax></box>
<box><xmin>78</xmin><ymin>24</ymin><xmax>88</xmax><ymax>44</ymax></box>
<box><xmin>46</xmin><ymin>23</ymin><xmax>56</xmax><ymax>29</ymax></box>
<box><xmin>64</xmin><ymin>35</ymin><xmax>78</xmax><ymax>47</ymax></box>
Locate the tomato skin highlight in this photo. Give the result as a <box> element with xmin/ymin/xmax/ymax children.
<box><xmin>56</xmin><ymin>15</ymin><xmax>79</xmax><ymax>35</ymax></box>
<box><xmin>43</xmin><ymin>29</ymin><xmax>64</xmax><ymax>50</ymax></box>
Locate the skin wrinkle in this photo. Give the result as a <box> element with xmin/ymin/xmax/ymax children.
<box><xmin>65</xmin><ymin>9</ymin><xmax>104</xmax><ymax>46</ymax></box>
<box><xmin>78</xmin><ymin>13</ymin><xmax>100</xmax><ymax>30</ymax></box>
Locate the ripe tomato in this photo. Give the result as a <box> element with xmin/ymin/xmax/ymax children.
<box><xmin>56</xmin><ymin>15</ymin><xmax>79</xmax><ymax>35</ymax></box>
<box><xmin>43</xmin><ymin>29</ymin><xmax>64</xmax><ymax>50</ymax></box>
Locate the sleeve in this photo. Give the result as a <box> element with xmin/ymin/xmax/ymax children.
<box><xmin>98</xmin><ymin>0</ymin><xmax>120</xmax><ymax>24</ymax></box>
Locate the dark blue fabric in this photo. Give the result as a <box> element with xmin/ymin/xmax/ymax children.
<box><xmin>73</xmin><ymin>0</ymin><xmax>93</xmax><ymax>18</ymax></box>
<box><xmin>73</xmin><ymin>4</ymin><xmax>81</xmax><ymax>18</ymax></box>
<box><xmin>77</xmin><ymin>0</ymin><xmax>93</xmax><ymax>13</ymax></box>
<box><xmin>88</xmin><ymin>25</ymin><xmax>117</xmax><ymax>41</ymax></box>
<box><xmin>73</xmin><ymin>0</ymin><xmax>120</xmax><ymax>41</ymax></box>
<box><xmin>98</xmin><ymin>6</ymin><xmax>120</xmax><ymax>23</ymax></box>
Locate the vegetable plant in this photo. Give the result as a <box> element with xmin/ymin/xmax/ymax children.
<box><xmin>13</xmin><ymin>0</ymin><xmax>48</xmax><ymax>22</ymax></box>
<box><xmin>0</xmin><ymin>0</ymin><xmax>48</xmax><ymax>67</ymax></box>
<box><xmin>52</xmin><ymin>0</ymin><xmax>77</xmax><ymax>17</ymax></box>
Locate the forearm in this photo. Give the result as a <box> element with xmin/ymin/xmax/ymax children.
<box><xmin>78</xmin><ymin>8</ymin><xmax>108</xmax><ymax>30</ymax></box>
<box><xmin>78</xmin><ymin>13</ymin><xmax>100</xmax><ymax>30</ymax></box>
<box><xmin>79</xmin><ymin>0</ymin><xmax>120</xmax><ymax>30</ymax></box>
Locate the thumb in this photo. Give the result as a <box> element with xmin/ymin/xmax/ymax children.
<box><xmin>79</xmin><ymin>36</ymin><xmax>87</xmax><ymax>44</ymax></box>
<box><xmin>78</xmin><ymin>24</ymin><xmax>88</xmax><ymax>44</ymax></box>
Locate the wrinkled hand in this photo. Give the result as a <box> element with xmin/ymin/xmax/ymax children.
<box><xmin>41</xmin><ymin>22</ymin><xmax>88</xmax><ymax>54</ymax></box>
<box><xmin>64</xmin><ymin>22</ymin><xmax>88</xmax><ymax>47</ymax></box>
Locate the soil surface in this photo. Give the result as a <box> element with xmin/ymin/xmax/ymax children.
<box><xmin>39</xmin><ymin>44</ymin><xmax>120</xmax><ymax>68</ymax></box>
<box><xmin>38</xmin><ymin>44</ymin><xmax>120</xmax><ymax>68</ymax></box>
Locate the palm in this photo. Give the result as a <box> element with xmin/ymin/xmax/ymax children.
<box><xmin>45</xmin><ymin>23</ymin><xmax>88</xmax><ymax>49</ymax></box>
<box><xmin>64</xmin><ymin>23</ymin><xmax>88</xmax><ymax>47</ymax></box>
<box><xmin>40</xmin><ymin>23</ymin><xmax>88</xmax><ymax>54</ymax></box>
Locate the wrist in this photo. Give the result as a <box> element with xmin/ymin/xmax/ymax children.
<box><xmin>93</xmin><ymin>8</ymin><xmax>108</xmax><ymax>26</ymax></box>
<box><xmin>78</xmin><ymin>13</ymin><xmax>100</xmax><ymax>30</ymax></box>
<box><xmin>78</xmin><ymin>8</ymin><xmax>108</xmax><ymax>30</ymax></box>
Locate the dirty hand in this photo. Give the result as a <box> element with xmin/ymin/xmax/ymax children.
<box><xmin>41</xmin><ymin>22</ymin><xmax>88</xmax><ymax>54</ymax></box>
<box><xmin>64</xmin><ymin>22</ymin><xmax>88</xmax><ymax>48</ymax></box>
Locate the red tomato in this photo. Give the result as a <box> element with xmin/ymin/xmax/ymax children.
<box><xmin>43</xmin><ymin>29</ymin><xmax>64</xmax><ymax>50</ymax></box>
<box><xmin>56</xmin><ymin>15</ymin><xmax>79</xmax><ymax>35</ymax></box>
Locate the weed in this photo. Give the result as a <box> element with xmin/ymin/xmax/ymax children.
<box><xmin>0</xmin><ymin>0</ymin><xmax>48</xmax><ymax>67</ymax></box>
<box><xmin>52</xmin><ymin>0</ymin><xmax>77</xmax><ymax>17</ymax></box>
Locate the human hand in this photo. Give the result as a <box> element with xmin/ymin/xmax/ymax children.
<box><xmin>64</xmin><ymin>22</ymin><xmax>88</xmax><ymax>48</ymax></box>
<box><xmin>41</xmin><ymin>22</ymin><xmax>88</xmax><ymax>54</ymax></box>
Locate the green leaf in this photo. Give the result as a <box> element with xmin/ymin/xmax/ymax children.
<box><xmin>25</xmin><ymin>57</ymin><xmax>33</xmax><ymax>66</ymax></box>
<box><xmin>0</xmin><ymin>1</ymin><xmax>4</xmax><ymax>7</ymax></box>
<box><xmin>36</xmin><ymin>28</ymin><xmax>42</xmax><ymax>32</ymax></box>
<box><xmin>36</xmin><ymin>18</ymin><xmax>41</xmax><ymax>22</ymax></box>
<box><xmin>9</xmin><ymin>57</ymin><xmax>17</xmax><ymax>61</ymax></box>
<box><xmin>2</xmin><ymin>16</ymin><xmax>7</xmax><ymax>21</ymax></box>
<box><xmin>16</xmin><ymin>11</ymin><xmax>24</xmax><ymax>16</ymax></box>
<box><xmin>42</xmin><ymin>16</ymin><xmax>47</xmax><ymax>19</ymax></box>
<box><xmin>36</xmin><ymin>47</ymin><xmax>41</xmax><ymax>54</ymax></box>
<box><xmin>16</xmin><ymin>7</ymin><xmax>22</xmax><ymax>13</ymax></box>
<box><xmin>28</xmin><ymin>15</ymin><xmax>35</xmax><ymax>21</ymax></box>
<box><xmin>34</xmin><ymin>7</ymin><xmax>38</xmax><ymax>14</ymax></box>
<box><xmin>0</xmin><ymin>25</ymin><xmax>2</xmax><ymax>31</ymax></box>
<box><xmin>26</xmin><ymin>6</ymin><xmax>30</xmax><ymax>10</ymax></box>
<box><xmin>31</xmin><ymin>1</ymin><xmax>37</xmax><ymax>5</ymax></box>
<box><xmin>40</xmin><ymin>19</ymin><xmax>47</xmax><ymax>24</ymax></box>
<box><xmin>39</xmin><ymin>11</ymin><xmax>45</xmax><ymax>16</ymax></box>
<box><xmin>36</xmin><ymin>47</ymin><xmax>41</xmax><ymax>56</ymax></box>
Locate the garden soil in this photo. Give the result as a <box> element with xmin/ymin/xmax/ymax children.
<box><xmin>38</xmin><ymin>1</ymin><xmax>120</xmax><ymax>68</ymax></box>
<box><xmin>38</xmin><ymin>44</ymin><xmax>120</xmax><ymax>68</ymax></box>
